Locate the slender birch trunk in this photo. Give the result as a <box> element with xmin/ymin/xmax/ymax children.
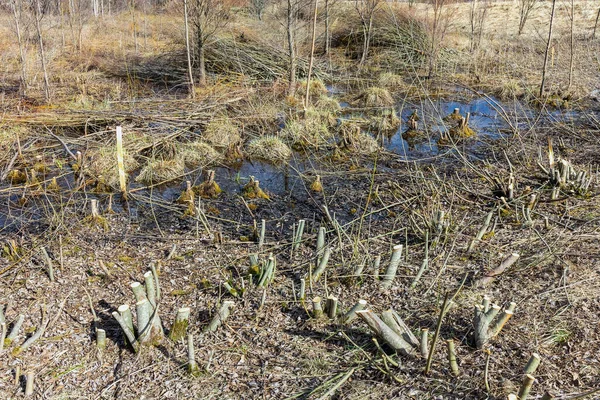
<box><xmin>304</xmin><ymin>0</ymin><xmax>318</xmax><ymax>108</ymax></box>
<box><xmin>11</xmin><ymin>0</ymin><xmax>28</xmax><ymax>97</ymax></box>
<box><xmin>33</xmin><ymin>0</ymin><xmax>51</xmax><ymax>102</ymax></box>
<box><xmin>286</xmin><ymin>0</ymin><xmax>296</xmax><ymax>95</ymax></box>
<box><xmin>567</xmin><ymin>0</ymin><xmax>574</xmax><ymax>90</ymax></box>
<box><xmin>184</xmin><ymin>0</ymin><xmax>195</xmax><ymax>97</ymax></box>
<box><xmin>539</xmin><ymin>0</ymin><xmax>557</xmax><ymax>98</ymax></box>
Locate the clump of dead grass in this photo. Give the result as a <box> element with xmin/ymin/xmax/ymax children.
<box><xmin>135</xmin><ymin>158</ymin><xmax>185</xmax><ymax>185</ymax></box>
<box><xmin>281</xmin><ymin>110</ymin><xmax>334</xmax><ymax>150</ymax></box>
<box><xmin>88</xmin><ymin>146</ymin><xmax>140</xmax><ymax>187</ymax></box>
<box><xmin>316</xmin><ymin>95</ymin><xmax>341</xmax><ymax>112</ymax></box>
<box><xmin>179</xmin><ymin>141</ymin><xmax>222</xmax><ymax>167</ymax></box>
<box><xmin>203</xmin><ymin>118</ymin><xmax>241</xmax><ymax>150</ymax></box>
<box><xmin>298</xmin><ymin>78</ymin><xmax>328</xmax><ymax>99</ymax></box>
<box><xmin>245</xmin><ymin>135</ymin><xmax>292</xmax><ymax>164</ymax></box>
<box><xmin>377</xmin><ymin>72</ymin><xmax>404</xmax><ymax>89</ymax></box>
<box><xmin>355</xmin><ymin>87</ymin><xmax>395</xmax><ymax>108</ymax></box>
<box><xmin>369</xmin><ymin>108</ymin><xmax>401</xmax><ymax>133</ymax></box>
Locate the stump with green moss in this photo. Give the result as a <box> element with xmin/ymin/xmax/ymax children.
<box><xmin>243</xmin><ymin>176</ymin><xmax>269</xmax><ymax>200</ymax></box>
<box><xmin>194</xmin><ymin>170</ymin><xmax>222</xmax><ymax>199</ymax></box>
<box><xmin>449</xmin><ymin>113</ymin><xmax>476</xmax><ymax>139</ymax></box>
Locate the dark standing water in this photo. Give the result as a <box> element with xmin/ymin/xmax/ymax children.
<box><xmin>1</xmin><ymin>93</ymin><xmax>590</xmax><ymax>231</ymax></box>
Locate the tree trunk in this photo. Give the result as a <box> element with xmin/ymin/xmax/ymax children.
<box><xmin>539</xmin><ymin>0</ymin><xmax>557</xmax><ymax>98</ymax></box>
<box><xmin>10</xmin><ymin>0</ymin><xmax>28</xmax><ymax>97</ymax></box>
<box><xmin>184</xmin><ymin>0</ymin><xmax>195</xmax><ymax>97</ymax></box>
<box><xmin>592</xmin><ymin>7</ymin><xmax>600</xmax><ymax>40</ymax></box>
<box><xmin>286</xmin><ymin>0</ymin><xmax>296</xmax><ymax>95</ymax></box>
<box><xmin>359</xmin><ymin>13</ymin><xmax>373</xmax><ymax>66</ymax></box>
<box><xmin>33</xmin><ymin>0</ymin><xmax>50</xmax><ymax>102</ymax></box>
<box><xmin>131</xmin><ymin>0</ymin><xmax>138</xmax><ymax>53</ymax></box>
<box><xmin>304</xmin><ymin>0</ymin><xmax>318</xmax><ymax>108</ymax></box>
<box><xmin>567</xmin><ymin>0</ymin><xmax>574</xmax><ymax>90</ymax></box>
<box><xmin>324</xmin><ymin>0</ymin><xmax>330</xmax><ymax>55</ymax></box>
<box><xmin>198</xmin><ymin>40</ymin><xmax>206</xmax><ymax>86</ymax></box>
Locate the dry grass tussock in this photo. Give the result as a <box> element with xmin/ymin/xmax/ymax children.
<box><xmin>202</xmin><ymin>118</ymin><xmax>241</xmax><ymax>150</ymax></box>
<box><xmin>135</xmin><ymin>158</ymin><xmax>185</xmax><ymax>185</ymax></box>
<box><xmin>87</xmin><ymin>146</ymin><xmax>140</xmax><ymax>187</ymax></box>
<box><xmin>280</xmin><ymin>110</ymin><xmax>335</xmax><ymax>150</ymax></box>
<box><xmin>338</xmin><ymin>121</ymin><xmax>381</xmax><ymax>155</ymax></box>
<box><xmin>355</xmin><ymin>87</ymin><xmax>395</xmax><ymax>108</ymax></box>
<box><xmin>178</xmin><ymin>141</ymin><xmax>222</xmax><ymax>167</ymax></box>
<box><xmin>245</xmin><ymin>135</ymin><xmax>291</xmax><ymax>164</ymax></box>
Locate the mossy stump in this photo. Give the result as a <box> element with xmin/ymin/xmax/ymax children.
<box><xmin>310</xmin><ymin>175</ymin><xmax>323</xmax><ymax>192</ymax></box>
<box><xmin>444</xmin><ymin>108</ymin><xmax>463</xmax><ymax>122</ymax></box>
<box><xmin>449</xmin><ymin>113</ymin><xmax>476</xmax><ymax>139</ymax></box>
<box><xmin>194</xmin><ymin>170</ymin><xmax>222</xmax><ymax>199</ymax></box>
<box><xmin>169</xmin><ymin>307</ymin><xmax>191</xmax><ymax>342</ymax></box>
<box><xmin>243</xmin><ymin>176</ymin><xmax>269</xmax><ymax>200</ymax></box>
<box><xmin>7</xmin><ymin>170</ymin><xmax>27</xmax><ymax>185</ymax></box>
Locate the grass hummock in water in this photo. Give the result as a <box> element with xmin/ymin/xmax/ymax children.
<box><xmin>370</xmin><ymin>108</ymin><xmax>401</xmax><ymax>133</ymax></box>
<box><xmin>88</xmin><ymin>145</ymin><xmax>141</xmax><ymax>189</ymax></box>
<box><xmin>179</xmin><ymin>141</ymin><xmax>222</xmax><ymax>167</ymax></box>
<box><xmin>338</xmin><ymin>122</ymin><xmax>380</xmax><ymax>155</ymax></box>
<box><xmin>245</xmin><ymin>136</ymin><xmax>291</xmax><ymax>164</ymax></box>
<box><xmin>135</xmin><ymin>159</ymin><xmax>185</xmax><ymax>185</ymax></box>
<box><xmin>378</xmin><ymin>72</ymin><xmax>405</xmax><ymax>90</ymax></box>
<box><xmin>355</xmin><ymin>87</ymin><xmax>395</xmax><ymax>108</ymax></box>
<box><xmin>281</xmin><ymin>111</ymin><xmax>333</xmax><ymax>150</ymax></box>
<box><xmin>203</xmin><ymin>118</ymin><xmax>241</xmax><ymax>150</ymax></box>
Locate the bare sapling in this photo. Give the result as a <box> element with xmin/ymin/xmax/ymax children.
<box><xmin>355</xmin><ymin>0</ymin><xmax>382</xmax><ymax>66</ymax></box>
<box><xmin>518</xmin><ymin>0</ymin><xmax>540</xmax><ymax>35</ymax></box>
<box><xmin>539</xmin><ymin>0</ymin><xmax>557</xmax><ymax>98</ymax></box>
<box><xmin>205</xmin><ymin>301</ymin><xmax>234</xmax><ymax>333</ymax></box>
<box><xmin>357</xmin><ymin>309</ymin><xmax>417</xmax><ymax>356</ymax></box>
<box><xmin>381</xmin><ymin>244</ymin><xmax>402</xmax><ymax>289</ymax></box>
<box><xmin>473</xmin><ymin>296</ymin><xmax>515</xmax><ymax>349</ymax></box>
<box><xmin>33</xmin><ymin>0</ymin><xmax>50</xmax><ymax>102</ymax></box>
<box><xmin>112</xmin><ymin>268</ymin><xmax>166</xmax><ymax>350</ymax></box>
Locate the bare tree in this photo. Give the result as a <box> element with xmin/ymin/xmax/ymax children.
<box><xmin>67</xmin><ymin>0</ymin><xmax>87</xmax><ymax>52</ymax></box>
<box><xmin>285</xmin><ymin>0</ymin><xmax>297</xmax><ymax>94</ymax></box>
<box><xmin>324</xmin><ymin>0</ymin><xmax>331</xmax><ymax>54</ymax></box>
<box><xmin>184</xmin><ymin>0</ymin><xmax>195</xmax><ymax>97</ymax></box>
<box><xmin>33</xmin><ymin>0</ymin><xmax>51</xmax><ymax>102</ymax></box>
<box><xmin>469</xmin><ymin>0</ymin><xmax>490</xmax><ymax>52</ymax></box>
<box><xmin>10</xmin><ymin>0</ymin><xmax>28</xmax><ymax>97</ymax></box>
<box><xmin>567</xmin><ymin>0</ymin><xmax>574</xmax><ymax>90</ymax></box>
<box><xmin>188</xmin><ymin>0</ymin><xmax>231</xmax><ymax>86</ymax></box>
<box><xmin>355</xmin><ymin>0</ymin><xmax>382</xmax><ymax>66</ymax></box>
<box><xmin>428</xmin><ymin>0</ymin><xmax>450</xmax><ymax>78</ymax></box>
<box><xmin>540</xmin><ymin>0</ymin><xmax>557</xmax><ymax>97</ymax></box>
<box><xmin>518</xmin><ymin>0</ymin><xmax>540</xmax><ymax>35</ymax></box>
<box><xmin>592</xmin><ymin>6</ymin><xmax>599</xmax><ymax>40</ymax></box>
<box><xmin>304</xmin><ymin>0</ymin><xmax>318</xmax><ymax>107</ymax></box>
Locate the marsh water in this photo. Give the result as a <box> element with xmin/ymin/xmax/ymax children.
<box><xmin>0</xmin><ymin>92</ymin><xmax>592</xmax><ymax>232</ymax></box>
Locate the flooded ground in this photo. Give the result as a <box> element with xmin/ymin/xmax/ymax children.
<box><xmin>0</xmin><ymin>92</ymin><xmax>597</xmax><ymax>233</ymax></box>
